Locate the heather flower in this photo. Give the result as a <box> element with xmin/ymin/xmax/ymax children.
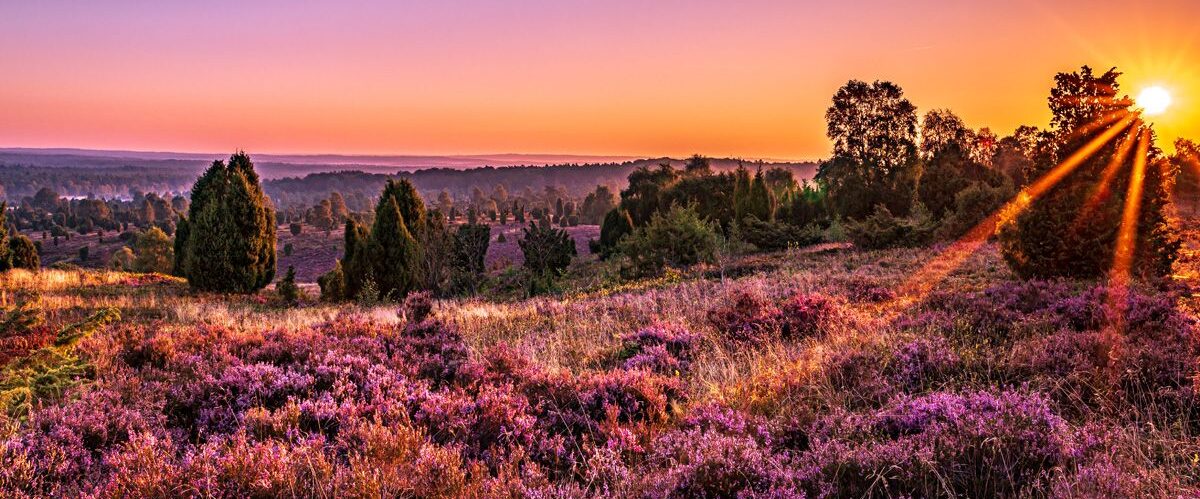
<box><xmin>888</xmin><ymin>334</ymin><xmax>960</xmax><ymax>391</ymax></box>
<box><xmin>707</xmin><ymin>291</ymin><xmax>782</xmax><ymax>343</ymax></box>
<box><xmin>401</xmin><ymin>290</ymin><xmax>435</xmax><ymax>323</ymax></box>
<box><xmin>807</xmin><ymin>389</ymin><xmax>1075</xmax><ymax>497</ymax></box>
<box><xmin>778</xmin><ymin>292</ymin><xmax>835</xmax><ymax>339</ymax></box>
<box><xmin>616</xmin><ymin>323</ymin><xmax>700</xmax><ymax>374</ymax></box>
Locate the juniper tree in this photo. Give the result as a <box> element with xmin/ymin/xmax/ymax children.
<box><xmin>178</xmin><ymin>152</ymin><xmax>276</xmax><ymax>292</ymax></box>
<box><xmin>8</xmin><ymin>235</ymin><xmax>38</xmax><ymax>270</ymax></box>
<box><xmin>367</xmin><ymin>194</ymin><xmax>418</xmax><ymax>300</ymax></box>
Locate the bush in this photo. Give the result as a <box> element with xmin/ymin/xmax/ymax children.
<box><xmin>289</xmin><ymin>222</ymin><xmax>302</xmax><ymax>236</ymax></box>
<box><xmin>615</xmin><ymin>323</ymin><xmax>701</xmax><ymax>374</ymax></box>
<box><xmin>737</xmin><ymin>216</ymin><xmax>824</xmax><ymax>252</ymax></box>
<box><xmin>8</xmin><ymin>235</ymin><xmax>39</xmax><ymax>270</ymax></box>
<box><xmin>935</xmin><ymin>180</ymin><xmax>1012</xmax><ymax>240</ymax></box>
<box><xmin>518</xmin><ymin>220</ymin><xmax>576</xmax><ymax>278</ymax></box>
<box><xmin>283</xmin><ymin>243</ymin><xmax>294</xmax><ymax>256</ymax></box>
<box><xmin>707</xmin><ymin>290</ymin><xmax>782</xmax><ymax>343</ymax></box>
<box><xmin>133</xmin><ymin>226</ymin><xmax>174</xmax><ymax>274</ymax></box>
<box><xmin>596</xmin><ymin>208</ymin><xmax>634</xmax><ymax>259</ymax></box>
<box><xmin>276</xmin><ymin>266</ymin><xmax>302</xmax><ymax>306</ymax></box>
<box><xmin>616</xmin><ymin>205</ymin><xmax>718</xmax><ymax>278</ymax></box>
<box><xmin>845</xmin><ymin>203</ymin><xmax>936</xmax><ymax>249</ymax></box>
<box><xmin>317</xmin><ymin>261</ymin><xmax>346</xmax><ymax>302</ymax></box>
<box><xmin>401</xmin><ymin>290</ymin><xmax>434</xmax><ymax>323</ymax></box>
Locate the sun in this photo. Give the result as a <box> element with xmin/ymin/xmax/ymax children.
<box><xmin>1136</xmin><ymin>86</ymin><xmax>1172</xmax><ymax>116</ymax></box>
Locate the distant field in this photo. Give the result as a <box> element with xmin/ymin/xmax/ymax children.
<box><xmin>35</xmin><ymin>223</ymin><xmax>600</xmax><ymax>283</ymax></box>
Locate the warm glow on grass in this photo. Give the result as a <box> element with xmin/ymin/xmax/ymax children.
<box><xmin>1137</xmin><ymin>86</ymin><xmax>1172</xmax><ymax>116</ymax></box>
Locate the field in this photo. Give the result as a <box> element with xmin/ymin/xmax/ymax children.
<box><xmin>37</xmin><ymin>223</ymin><xmax>600</xmax><ymax>285</ymax></box>
<box><xmin>1</xmin><ymin>220</ymin><xmax>1197</xmax><ymax>497</ymax></box>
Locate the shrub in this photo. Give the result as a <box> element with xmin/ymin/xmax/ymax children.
<box><xmin>317</xmin><ymin>261</ymin><xmax>346</xmax><ymax>302</ymax></box>
<box><xmin>596</xmin><ymin>208</ymin><xmax>634</xmax><ymax>259</ymax></box>
<box><xmin>277</xmin><ymin>266</ymin><xmax>302</xmax><ymax>306</ymax></box>
<box><xmin>283</xmin><ymin>242</ymin><xmax>294</xmax><ymax>256</ymax></box>
<box><xmin>518</xmin><ymin>220</ymin><xmax>576</xmax><ymax>278</ymax></box>
<box><xmin>401</xmin><ymin>290</ymin><xmax>434</xmax><ymax>323</ymax></box>
<box><xmin>615</xmin><ymin>323</ymin><xmax>701</xmax><ymax>374</ymax></box>
<box><xmin>707</xmin><ymin>290</ymin><xmax>782</xmax><ymax>343</ymax></box>
<box><xmin>133</xmin><ymin>226</ymin><xmax>174</xmax><ymax>274</ymax></box>
<box><xmin>451</xmin><ymin>223</ymin><xmax>490</xmax><ymax>293</ymax></box>
<box><xmin>845</xmin><ymin>203</ymin><xmax>936</xmax><ymax>249</ymax></box>
<box><xmin>778</xmin><ymin>292</ymin><xmax>835</xmax><ymax>339</ymax></box>
<box><xmin>109</xmin><ymin>246</ymin><xmax>135</xmax><ymax>271</ymax></box>
<box><xmin>998</xmin><ymin>67</ymin><xmax>1179</xmax><ymax>278</ymax></box>
<box><xmin>737</xmin><ymin>216</ymin><xmax>824</xmax><ymax>252</ymax></box>
<box><xmin>8</xmin><ymin>234</ymin><xmax>39</xmax><ymax>270</ymax></box>
<box><xmin>289</xmin><ymin>222</ymin><xmax>302</xmax><ymax>236</ymax></box>
<box><xmin>77</xmin><ymin>245</ymin><xmax>89</xmax><ymax>262</ymax></box>
<box><xmin>616</xmin><ymin>205</ymin><xmax>718</xmax><ymax>278</ymax></box>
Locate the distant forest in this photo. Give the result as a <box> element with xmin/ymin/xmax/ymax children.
<box><xmin>0</xmin><ymin>154</ymin><xmax>816</xmax><ymax>212</ymax></box>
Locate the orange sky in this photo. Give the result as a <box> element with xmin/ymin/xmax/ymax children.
<box><xmin>3</xmin><ymin>0</ymin><xmax>1199</xmax><ymax>160</ymax></box>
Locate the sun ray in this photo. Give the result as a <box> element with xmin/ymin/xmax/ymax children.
<box><xmin>1105</xmin><ymin>126</ymin><xmax>1152</xmax><ymax>335</ymax></box>
<box><xmin>1071</xmin><ymin>126</ymin><xmax>1140</xmax><ymax>230</ymax></box>
<box><xmin>882</xmin><ymin>113</ymin><xmax>1138</xmax><ymax>315</ymax></box>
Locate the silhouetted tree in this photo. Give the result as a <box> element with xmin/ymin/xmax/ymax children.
<box><xmin>817</xmin><ymin>80</ymin><xmax>919</xmax><ymax>220</ymax></box>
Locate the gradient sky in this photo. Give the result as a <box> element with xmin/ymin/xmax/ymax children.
<box><xmin>3</xmin><ymin>0</ymin><xmax>1200</xmax><ymax>160</ymax></box>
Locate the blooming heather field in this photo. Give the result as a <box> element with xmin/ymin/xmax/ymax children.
<box><xmin>1</xmin><ymin>226</ymin><xmax>1198</xmax><ymax>497</ymax></box>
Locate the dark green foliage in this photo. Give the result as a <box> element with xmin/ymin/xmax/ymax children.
<box><xmin>998</xmin><ymin>66</ymin><xmax>1180</xmax><ymax>278</ymax></box>
<box><xmin>318</xmin><ymin>261</ymin><xmax>346</xmax><ymax>302</ymax></box>
<box><xmin>171</xmin><ymin>217</ymin><xmax>189</xmax><ymax>276</ymax></box>
<box><xmin>0</xmin><ymin>300</ymin><xmax>43</xmax><ymax>336</ymax></box>
<box><xmin>617</xmin><ymin>205</ymin><xmax>719</xmax><ymax>278</ymax></box>
<box><xmin>289</xmin><ymin>222</ymin><xmax>302</xmax><ymax>236</ymax></box>
<box><xmin>732</xmin><ymin>167</ymin><xmax>753</xmax><ymax>222</ymax></box>
<box><xmin>277</xmin><ymin>266</ymin><xmax>302</xmax><ymax>306</ymax></box>
<box><xmin>777</xmin><ymin>182</ymin><xmax>829</xmax><ymax>229</ymax></box>
<box><xmin>367</xmin><ymin>195</ymin><xmax>418</xmax><ymax>300</ymax></box>
<box><xmin>684</xmin><ymin>154</ymin><xmax>713</xmax><ymax>176</ymax></box>
<box><xmin>519</xmin><ymin>220</ymin><xmax>576</xmax><ymax>277</ymax></box>
<box><xmin>283</xmin><ymin>243</ymin><xmax>294</xmax><ymax>257</ymax></box>
<box><xmin>818</xmin><ymin>80</ymin><xmax>919</xmax><ymax>220</ymax></box>
<box><xmin>416</xmin><ymin>212</ymin><xmax>454</xmax><ymax>292</ymax></box>
<box><xmin>8</xmin><ymin>234</ymin><xmax>38</xmax><ymax>270</ymax></box>
<box><xmin>0</xmin><ymin>203</ymin><xmax>10</xmax><ymax>271</ymax></box>
<box><xmin>846</xmin><ymin>204</ymin><xmax>936</xmax><ymax>250</ymax></box>
<box><xmin>917</xmin><ymin>145</ymin><xmax>977</xmax><ymax>219</ymax></box>
<box><xmin>597</xmin><ymin>208</ymin><xmax>635</xmax><ymax>259</ymax></box>
<box><xmin>78</xmin><ymin>246</ymin><xmax>89</xmax><ymax>262</ymax></box>
<box><xmin>747</xmin><ymin>170</ymin><xmax>776</xmax><ymax>221</ymax></box>
<box><xmin>180</xmin><ymin>152</ymin><xmax>277</xmax><ymax>293</ymax></box>
<box><xmin>620</xmin><ymin>163</ymin><xmax>679</xmax><ymax>226</ymax></box>
<box><xmin>936</xmin><ymin>181</ymin><xmax>1012</xmax><ymax>240</ymax></box>
<box><xmin>381</xmin><ymin>178</ymin><xmax>427</xmax><ymax>238</ymax></box>
<box><xmin>451</xmin><ymin>223</ymin><xmax>491</xmax><ymax>293</ymax></box>
<box><xmin>737</xmin><ymin>217</ymin><xmax>824</xmax><ymax>252</ymax></box>
<box><xmin>340</xmin><ymin>219</ymin><xmax>371</xmax><ymax>300</ymax></box>
<box><xmin>661</xmin><ymin>173</ymin><xmax>736</xmax><ymax>230</ymax></box>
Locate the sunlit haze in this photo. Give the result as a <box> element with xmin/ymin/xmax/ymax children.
<box><xmin>3</xmin><ymin>0</ymin><xmax>1200</xmax><ymax>158</ymax></box>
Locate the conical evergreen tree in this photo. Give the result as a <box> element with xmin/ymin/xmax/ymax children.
<box><xmin>340</xmin><ymin>218</ymin><xmax>371</xmax><ymax>299</ymax></box>
<box><xmin>368</xmin><ymin>195</ymin><xmax>418</xmax><ymax>300</ymax></box>
<box><xmin>749</xmin><ymin>169</ymin><xmax>776</xmax><ymax>221</ymax></box>
<box><xmin>733</xmin><ymin>167</ymin><xmax>753</xmax><ymax>221</ymax></box>
<box><xmin>181</xmin><ymin>152</ymin><xmax>276</xmax><ymax>292</ymax></box>
<box><xmin>381</xmin><ymin>179</ymin><xmax>427</xmax><ymax>237</ymax></box>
